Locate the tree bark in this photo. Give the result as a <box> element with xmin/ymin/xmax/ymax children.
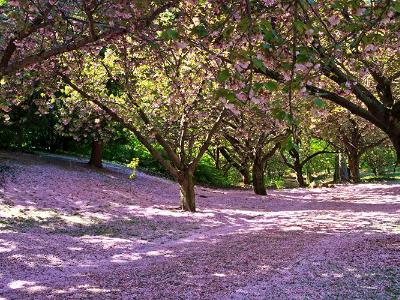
<box><xmin>215</xmin><ymin>148</ymin><xmax>221</xmax><ymax>169</ymax></box>
<box><xmin>295</xmin><ymin>166</ymin><xmax>307</xmax><ymax>187</ymax></box>
<box><xmin>389</xmin><ymin>133</ymin><xmax>400</xmax><ymax>164</ymax></box>
<box><xmin>348</xmin><ymin>152</ymin><xmax>361</xmax><ymax>183</ymax></box>
<box><xmin>89</xmin><ymin>140</ymin><xmax>103</xmax><ymax>168</ymax></box>
<box><xmin>340</xmin><ymin>153</ymin><xmax>350</xmax><ymax>181</ymax></box>
<box><xmin>241</xmin><ymin>169</ymin><xmax>251</xmax><ymax>185</ymax></box>
<box><xmin>334</xmin><ymin>154</ymin><xmax>340</xmax><ymax>182</ymax></box>
<box><xmin>252</xmin><ymin>162</ymin><xmax>266</xmax><ymax>195</ymax></box>
<box><xmin>334</xmin><ymin>153</ymin><xmax>349</xmax><ymax>182</ymax></box>
<box><xmin>178</xmin><ymin>170</ymin><xmax>196</xmax><ymax>212</ymax></box>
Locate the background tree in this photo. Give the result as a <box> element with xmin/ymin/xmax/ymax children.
<box><xmin>55</xmin><ymin>94</ymin><xmax>116</xmax><ymax>168</ymax></box>
<box><xmin>220</xmin><ymin>101</ymin><xmax>286</xmax><ymax>195</ymax></box>
<box><xmin>363</xmin><ymin>143</ymin><xmax>397</xmax><ymax>176</ymax></box>
<box><xmin>320</xmin><ymin>110</ymin><xmax>387</xmax><ymax>183</ymax></box>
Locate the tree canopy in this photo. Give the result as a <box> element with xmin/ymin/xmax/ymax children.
<box><xmin>1</xmin><ymin>0</ymin><xmax>399</xmax><ymax>211</ymax></box>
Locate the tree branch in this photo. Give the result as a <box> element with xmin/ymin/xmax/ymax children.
<box><xmin>60</xmin><ymin>73</ymin><xmax>180</xmax><ymax>180</ymax></box>
<box><xmin>190</xmin><ymin>108</ymin><xmax>227</xmax><ymax>169</ymax></box>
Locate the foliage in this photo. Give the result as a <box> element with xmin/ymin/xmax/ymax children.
<box><xmin>127</xmin><ymin>158</ymin><xmax>140</xmax><ymax>179</ymax></box>
<box><xmin>362</xmin><ymin>146</ymin><xmax>397</xmax><ymax>176</ymax></box>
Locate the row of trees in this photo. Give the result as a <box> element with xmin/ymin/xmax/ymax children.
<box><xmin>1</xmin><ymin>85</ymin><xmax>394</xmax><ymax>184</ymax></box>
<box><xmin>1</xmin><ymin>0</ymin><xmax>399</xmax><ymax>211</ymax></box>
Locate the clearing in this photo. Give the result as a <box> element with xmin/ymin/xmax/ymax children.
<box><xmin>0</xmin><ymin>151</ymin><xmax>399</xmax><ymax>299</ymax></box>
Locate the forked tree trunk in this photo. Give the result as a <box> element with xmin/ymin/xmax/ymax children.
<box><xmin>348</xmin><ymin>152</ymin><xmax>360</xmax><ymax>183</ymax></box>
<box><xmin>178</xmin><ymin>170</ymin><xmax>196</xmax><ymax>212</ymax></box>
<box><xmin>252</xmin><ymin>162</ymin><xmax>266</xmax><ymax>195</ymax></box>
<box><xmin>89</xmin><ymin>140</ymin><xmax>103</xmax><ymax>168</ymax></box>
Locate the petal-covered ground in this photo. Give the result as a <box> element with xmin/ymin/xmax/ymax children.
<box><xmin>0</xmin><ymin>151</ymin><xmax>399</xmax><ymax>299</ymax></box>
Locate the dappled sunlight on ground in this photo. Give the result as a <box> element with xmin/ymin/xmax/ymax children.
<box><xmin>0</xmin><ymin>151</ymin><xmax>399</xmax><ymax>299</ymax></box>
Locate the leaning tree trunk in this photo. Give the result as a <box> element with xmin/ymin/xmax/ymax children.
<box><xmin>89</xmin><ymin>140</ymin><xmax>103</xmax><ymax>168</ymax></box>
<box><xmin>348</xmin><ymin>152</ymin><xmax>360</xmax><ymax>183</ymax></box>
<box><xmin>252</xmin><ymin>162</ymin><xmax>266</xmax><ymax>195</ymax></box>
<box><xmin>178</xmin><ymin>169</ymin><xmax>196</xmax><ymax>212</ymax></box>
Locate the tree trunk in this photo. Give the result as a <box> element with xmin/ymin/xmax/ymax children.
<box><xmin>306</xmin><ymin>167</ymin><xmax>312</xmax><ymax>185</ymax></box>
<box><xmin>178</xmin><ymin>170</ymin><xmax>196</xmax><ymax>212</ymax></box>
<box><xmin>295</xmin><ymin>165</ymin><xmax>307</xmax><ymax>187</ymax></box>
<box><xmin>335</xmin><ymin>153</ymin><xmax>349</xmax><ymax>182</ymax></box>
<box><xmin>340</xmin><ymin>153</ymin><xmax>350</xmax><ymax>181</ymax></box>
<box><xmin>389</xmin><ymin>133</ymin><xmax>400</xmax><ymax>164</ymax></box>
<box><xmin>252</xmin><ymin>162</ymin><xmax>266</xmax><ymax>195</ymax></box>
<box><xmin>240</xmin><ymin>167</ymin><xmax>251</xmax><ymax>185</ymax></box>
<box><xmin>348</xmin><ymin>152</ymin><xmax>360</xmax><ymax>183</ymax></box>
<box><xmin>215</xmin><ymin>148</ymin><xmax>220</xmax><ymax>169</ymax></box>
<box><xmin>89</xmin><ymin>140</ymin><xmax>103</xmax><ymax>168</ymax></box>
<box><xmin>334</xmin><ymin>154</ymin><xmax>340</xmax><ymax>182</ymax></box>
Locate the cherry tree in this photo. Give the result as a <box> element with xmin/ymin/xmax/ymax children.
<box><xmin>55</xmin><ymin>95</ymin><xmax>114</xmax><ymax>168</ymax></box>
<box><xmin>0</xmin><ymin>0</ymin><xmax>179</xmax><ymax>122</ymax></box>
<box><xmin>219</xmin><ymin>100</ymin><xmax>286</xmax><ymax>195</ymax></box>
<box><xmin>199</xmin><ymin>1</ymin><xmax>400</xmax><ymax>161</ymax></box>
<box><xmin>278</xmin><ymin>98</ymin><xmax>336</xmax><ymax>187</ymax></box>
<box><xmin>58</xmin><ymin>38</ymin><xmax>228</xmax><ymax>212</ymax></box>
<box><xmin>319</xmin><ymin>109</ymin><xmax>387</xmax><ymax>183</ymax></box>
<box><xmin>0</xmin><ymin>0</ymin><xmax>177</xmax><ymax>77</ymax></box>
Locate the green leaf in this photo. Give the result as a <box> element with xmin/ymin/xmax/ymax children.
<box><xmin>239</xmin><ymin>17</ymin><xmax>250</xmax><ymax>32</ymax></box>
<box><xmin>217</xmin><ymin>69</ymin><xmax>230</xmax><ymax>82</ymax></box>
<box><xmin>272</xmin><ymin>109</ymin><xmax>287</xmax><ymax>120</ymax></box>
<box><xmin>294</xmin><ymin>20</ymin><xmax>307</xmax><ymax>33</ymax></box>
<box><xmin>263</xmin><ymin>31</ymin><xmax>275</xmax><ymax>42</ymax></box>
<box><xmin>282</xmin><ymin>137</ymin><xmax>299</xmax><ymax>152</ymax></box>
<box><xmin>216</xmin><ymin>89</ymin><xmax>236</xmax><ymax>102</ymax></box>
<box><xmin>161</xmin><ymin>28</ymin><xmax>178</xmax><ymax>40</ymax></box>
<box><xmin>394</xmin><ymin>2</ymin><xmax>400</xmax><ymax>12</ymax></box>
<box><xmin>264</xmin><ymin>81</ymin><xmax>279</xmax><ymax>91</ymax></box>
<box><xmin>296</xmin><ymin>53</ymin><xmax>308</xmax><ymax>63</ymax></box>
<box><xmin>253</xmin><ymin>82</ymin><xmax>263</xmax><ymax>92</ymax></box>
<box><xmin>313</xmin><ymin>98</ymin><xmax>325</xmax><ymax>108</ymax></box>
<box><xmin>259</xmin><ymin>20</ymin><xmax>273</xmax><ymax>34</ymax></box>
<box><xmin>192</xmin><ymin>25</ymin><xmax>208</xmax><ymax>38</ymax></box>
<box><xmin>252</xmin><ymin>58</ymin><xmax>266</xmax><ymax>72</ymax></box>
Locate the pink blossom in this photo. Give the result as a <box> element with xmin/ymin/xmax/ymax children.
<box><xmin>356</xmin><ymin>8</ymin><xmax>366</xmax><ymax>16</ymax></box>
<box><xmin>236</xmin><ymin>92</ymin><xmax>247</xmax><ymax>101</ymax></box>
<box><xmin>328</xmin><ymin>15</ymin><xmax>340</xmax><ymax>26</ymax></box>
<box><xmin>364</xmin><ymin>44</ymin><xmax>377</xmax><ymax>52</ymax></box>
<box><xmin>0</xmin><ymin>152</ymin><xmax>398</xmax><ymax>299</ymax></box>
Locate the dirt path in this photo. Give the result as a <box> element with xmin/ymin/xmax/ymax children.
<box><xmin>0</xmin><ymin>151</ymin><xmax>399</xmax><ymax>299</ymax></box>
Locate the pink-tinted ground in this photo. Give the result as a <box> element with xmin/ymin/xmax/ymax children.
<box><xmin>0</xmin><ymin>151</ymin><xmax>399</xmax><ymax>300</ymax></box>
